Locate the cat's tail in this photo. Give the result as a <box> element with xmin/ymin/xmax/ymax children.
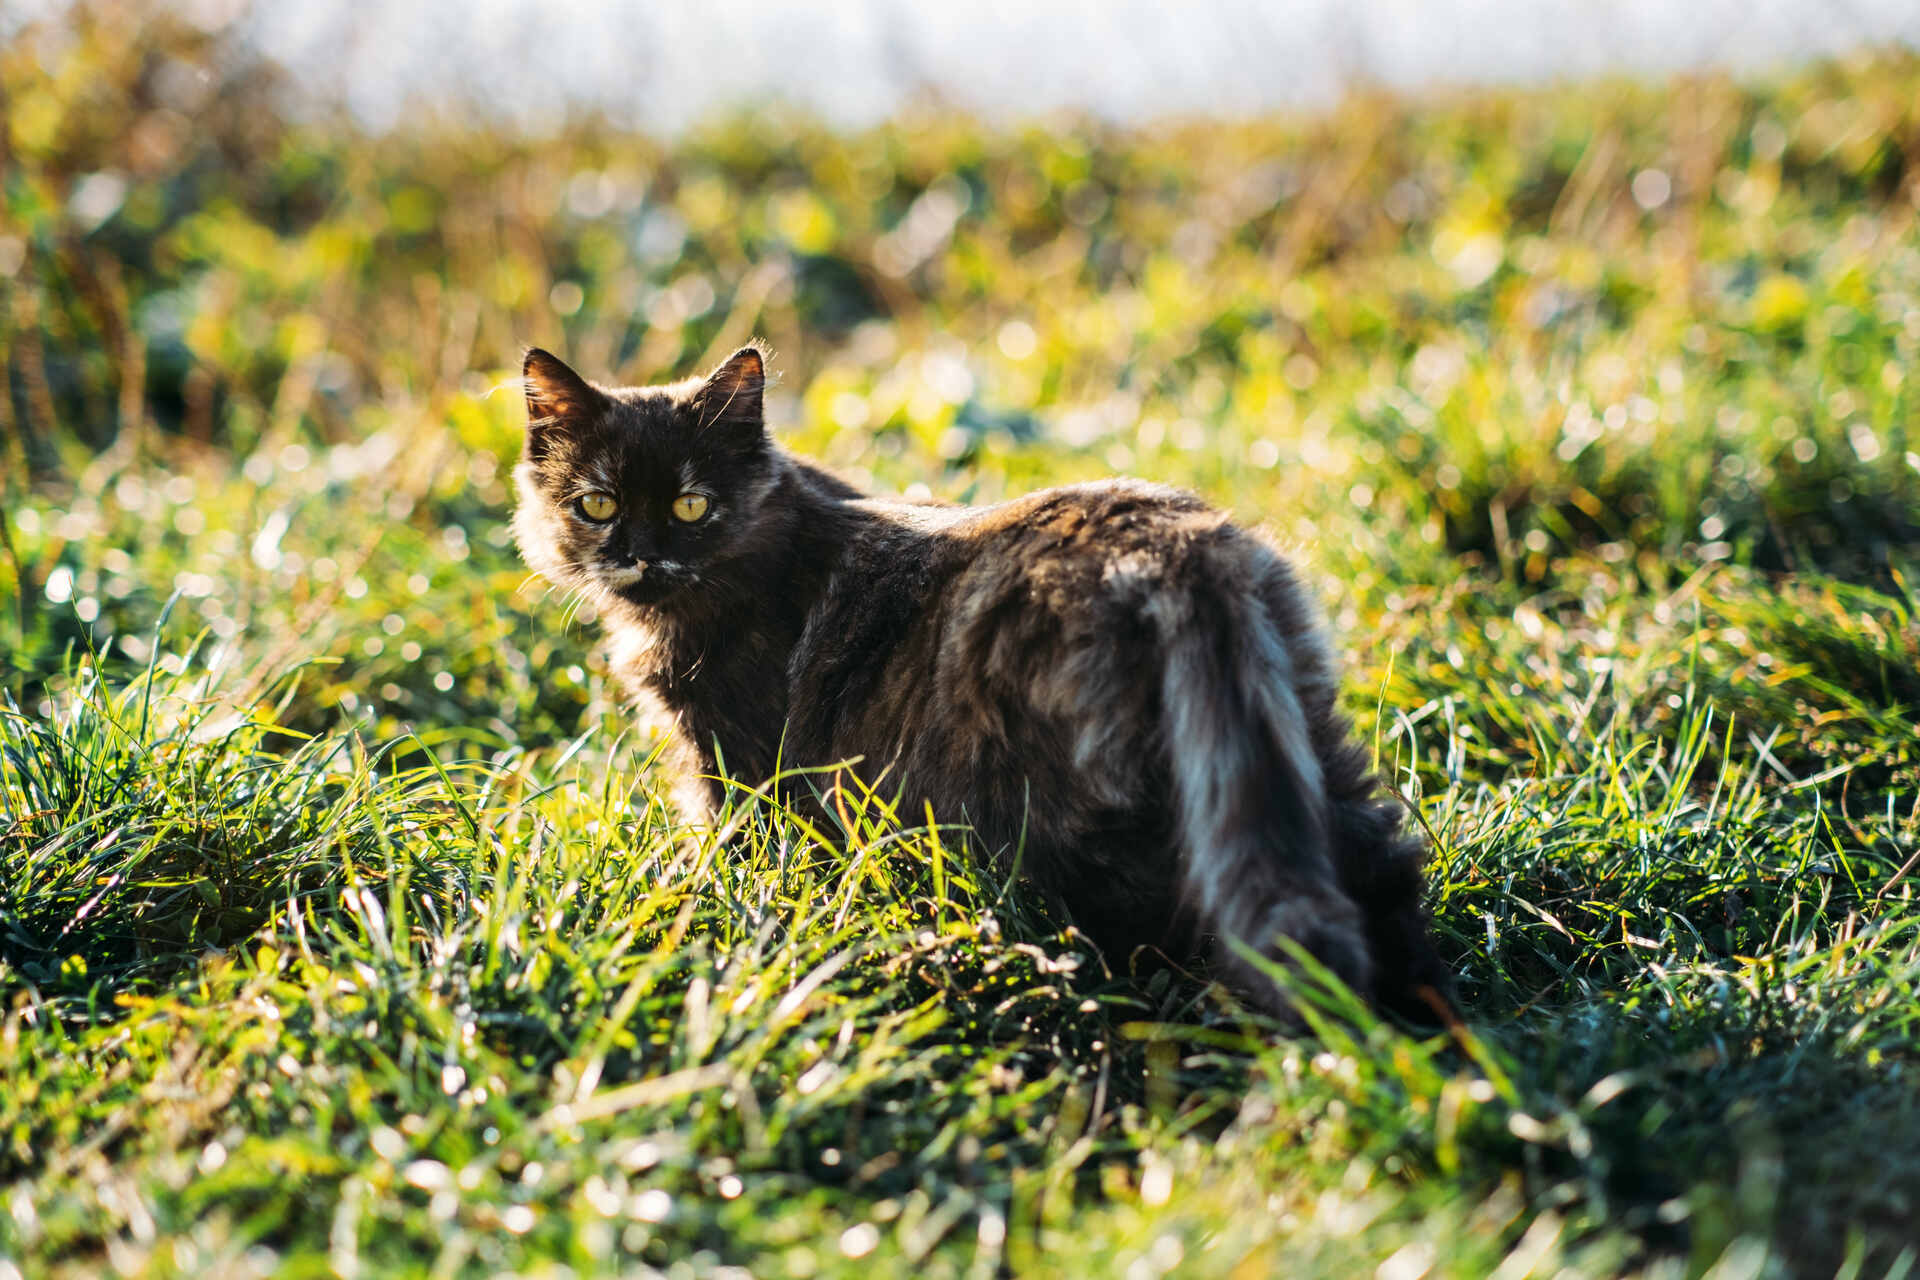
<box><xmin>1155</xmin><ymin>561</ymin><xmax>1375</xmax><ymax>1014</ymax></box>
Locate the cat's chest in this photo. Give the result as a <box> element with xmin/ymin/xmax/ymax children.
<box><xmin>649</xmin><ymin>615</ymin><xmax>788</xmax><ymax>693</ymax></box>
<box><xmin>782</xmin><ymin>535</ymin><xmax>960</xmax><ymax>752</ymax></box>
<box><xmin>614</xmin><ymin>519</ymin><xmax>957</xmax><ymax>761</ymax></box>
<box><xmin>613</xmin><ymin>609</ymin><xmax>800</xmax><ymax>783</ymax></box>
<box><xmin>609</xmin><ymin>609</ymin><xmax>788</xmax><ymax>723</ymax></box>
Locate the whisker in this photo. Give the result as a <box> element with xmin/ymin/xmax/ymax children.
<box><xmin>561</xmin><ymin>588</ymin><xmax>589</xmax><ymax>633</ymax></box>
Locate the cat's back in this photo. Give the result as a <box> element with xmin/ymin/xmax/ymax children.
<box><xmin>840</xmin><ymin>477</ymin><xmax>1233</xmax><ymax>585</ymax></box>
<box><xmin>789</xmin><ymin>477</ymin><xmax>1290</xmax><ymax>763</ymax></box>
<box><xmin>830</xmin><ymin>477</ymin><xmax>1265</xmax><ymax>633</ymax></box>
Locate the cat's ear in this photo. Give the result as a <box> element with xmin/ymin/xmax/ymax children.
<box><xmin>522</xmin><ymin>347</ymin><xmax>604</xmax><ymax>458</ymax></box>
<box><xmin>691</xmin><ymin>343</ymin><xmax>767</xmax><ymax>438</ymax></box>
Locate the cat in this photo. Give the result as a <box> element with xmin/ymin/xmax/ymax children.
<box><xmin>511</xmin><ymin>342</ymin><xmax>1451</xmax><ymax>1023</ymax></box>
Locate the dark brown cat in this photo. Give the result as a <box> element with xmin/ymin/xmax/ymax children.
<box><xmin>512</xmin><ymin>343</ymin><xmax>1450</xmax><ymax>1022</ymax></box>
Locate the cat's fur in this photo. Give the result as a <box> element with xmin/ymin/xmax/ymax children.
<box><xmin>512</xmin><ymin>343</ymin><xmax>1451</xmax><ymax>1021</ymax></box>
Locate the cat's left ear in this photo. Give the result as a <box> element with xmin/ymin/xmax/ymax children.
<box><xmin>692</xmin><ymin>343</ymin><xmax>767</xmax><ymax>438</ymax></box>
<box><xmin>522</xmin><ymin>347</ymin><xmax>606</xmax><ymax>462</ymax></box>
<box><xmin>523</xmin><ymin>347</ymin><xmax>605</xmax><ymax>423</ymax></box>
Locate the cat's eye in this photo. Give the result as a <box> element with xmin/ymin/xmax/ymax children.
<box><xmin>671</xmin><ymin>493</ymin><xmax>710</xmax><ymax>523</ymax></box>
<box><xmin>577</xmin><ymin>492</ymin><xmax>618</xmax><ymax>522</ymax></box>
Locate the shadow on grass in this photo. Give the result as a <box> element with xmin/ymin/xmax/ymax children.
<box><xmin>1432</xmin><ymin>791</ymin><xmax>1920</xmax><ymax>1276</ymax></box>
<box><xmin>1461</xmin><ymin>987</ymin><xmax>1920</xmax><ymax>1276</ymax></box>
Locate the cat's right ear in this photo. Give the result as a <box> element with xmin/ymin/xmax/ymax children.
<box><xmin>522</xmin><ymin>347</ymin><xmax>603</xmax><ymax>460</ymax></box>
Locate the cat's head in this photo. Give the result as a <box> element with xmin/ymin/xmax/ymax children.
<box><xmin>511</xmin><ymin>344</ymin><xmax>784</xmax><ymax>610</ymax></box>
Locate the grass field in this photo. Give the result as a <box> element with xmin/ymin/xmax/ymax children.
<box><xmin>4</xmin><ymin>8</ymin><xmax>1920</xmax><ymax>1277</ymax></box>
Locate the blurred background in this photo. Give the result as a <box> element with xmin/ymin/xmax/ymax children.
<box><xmin>2</xmin><ymin>0</ymin><xmax>1918</xmax><ymax>745</ymax></box>
<box><xmin>10</xmin><ymin>0</ymin><xmax>1920</xmax><ymax>132</ymax></box>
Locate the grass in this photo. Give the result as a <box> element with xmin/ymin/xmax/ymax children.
<box><xmin>4</xmin><ymin>5</ymin><xmax>1920</xmax><ymax>1276</ymax></box>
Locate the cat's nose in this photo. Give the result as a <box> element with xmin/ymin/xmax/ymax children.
<box><xmin>602</xmin><ymin>560</ymin><xmax>647</xmax><ymax>585</ymax></box>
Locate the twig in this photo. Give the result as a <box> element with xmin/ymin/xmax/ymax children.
<box><xmin>1878</xmin><ymin>845</ymin><xmax>1920</xmax><ymax>900</ymax></box>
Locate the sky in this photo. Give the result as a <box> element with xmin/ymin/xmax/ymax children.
<box><xmin>229</xmin><ymin>0</ymin><xmax>1920</xmax><ymax>133</ymax></box>
<box><xmin>7</xmin><ymin>0</ymin><xmax>1919</xmax><ymax>132</ymax></box>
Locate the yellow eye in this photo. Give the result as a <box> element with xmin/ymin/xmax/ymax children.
<box><xmin>671</xmin><ymin>492</ymin><xmax>710</xmax><ymax>522</ymax></box>
<box><xmin>577</xmin><ymin>492</ymin><xmax>618</xmax><ymax>521</ymax></box>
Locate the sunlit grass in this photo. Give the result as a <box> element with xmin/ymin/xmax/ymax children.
<box><xmin>5</xmin><ymin>621</ymin><xmax>1915</xmax><ymax>1276</ymax></box>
